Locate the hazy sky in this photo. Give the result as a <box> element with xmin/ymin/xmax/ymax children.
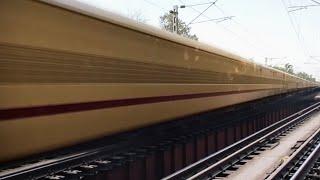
<box><xmin>77</xmin><ymin>0</ymin><xmax>320</xmax><ymax>80</ymax></box>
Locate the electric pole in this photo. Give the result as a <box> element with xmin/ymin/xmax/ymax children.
<box><xmin>170</xmin><ymin>5</ymin><xmax>179</xmax><ymax>34</ymax></box>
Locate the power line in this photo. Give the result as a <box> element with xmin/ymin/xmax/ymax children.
<box><xmin>178</xmin><ymin>0</ymin><xmax>306</xmax><ymax>64</ymax></box>
<box><xmin>212</xmin><ymin>3</ymin><xmax>277</xmax><ymax>60</ymax></box>
<box><xmin>288</xmin><ymin>7</ymin><xmax>308</xmax><ymax>13</ymax></box>
<box><xmin>281</xmin><ymin>0</ymin><xmax>309</xmax><ymax>58</ymax></box>
<box><xmin>177</xmin><ymin>0</ymin><xmax>269</xmax><ymax>61</ymax></box>
<box><xmin>287</xmin><ymin>0</ymin><xmax>319</xmax><ymax>54</ymax></box>
<box><xmin>178</xmin><ymin>0</ymin><xmax>211</xmax><ymax>19</ymax></box>
<box><xmin>282</xmin><ymin>0</ymin><xmax>319</xmax><ymax>79</ymax></box>
<box><xmin>190</xmin><ymin>16</ymin><xmax>234</xmax><ymax>24</ymax></box>
<box><xmin>177</xmin><ymin>1</ymin><xmax>241</xmax><ymax>39</ymax></box>
<box><xmin>182</xmin><ymin>1</ymin><xmax>217</xmax><ymax>7</ymax></box>
<box><xmin>288</xmin><ymin>1</ymin><xmax>320</xmax><ymax>13</ymax></box>
<box><xmin>181</xmin><ymin>2</ymin><xmax>233</xmax><ymax>24</ymax></box>
<box><xmin>309</xmin><ymin>56</ymin><xmax>320</xmax><ymax>63</ymax></box>
<box><xmin>142</xmin><ymin>0</ymin><xmax>168</xmax><ymax>12</ymax></box>
<box><xmin>311</xmin><ymin>0</ymin><xmax>320</xmax><ymax>5</ymax></box>
<box><xmin>187</xmin><ymin>0</ymin><xmax>217</xmax><ymax>25</ymax></box>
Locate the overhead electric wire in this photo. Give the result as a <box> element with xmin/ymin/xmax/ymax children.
<box><xmin>282</xmin><ymin>0</ymin><xmax>319</xmax><ymax>79</ymax></box>
<box><xmin>176</xmin><ymin>1</ymin><xmax>318</xmax><ymax>78</ymax></box>
<box><xmin>183</xmin><ymin>1</ymin><xmax>217</xmax><ymax>7</ymax></box>
<box><xmin>212</xmin><ymin>2</ymin><xmax>277</xmax><ymax>61</ymax></box>
<box><xmin>204</xmin><ymin>2</ymin><xmax>283</xmax><ymax>63</ymax></box>
<box><xmin>187</xmin><ymin>0</ymin><xmax>217</xmax><ymax>25</ymax></box>
<box><xmin>190</xmin><ymin>16</ymin><xmax>233</xmax><ymax>24</ymax></box>
<box><xmin>290</xmin><ymin>0</ymin><xmax>319</xmax><ymax>58</ymax></box>
<box><xmin>177</xmin><ymin>0</ymin><xmax>270</xmax><ymax>62</ymax></box>
<box><xmin>288</xmin><ymin>7</ymin><xmax>308</xmax><ymax>13</ymax></box>
<box><xmin>281</xmin><ymin>0</ymin><xmax>309</xmax><ymax>58</ymax></box>
<box><xmin>311</xmin><ymin>0</ymin><xmax>320</xmax><ymax>5</ymax></box>
<box><xmin>288</xmin><ymin>0</ymin><xmax>304</xmax><ymax>46</ymax></box>
<box><xmin>214</xmin><ymin>3</ymin><xmax>275</xmax><ymax>52</ymax></box>
<box><xmin>143</xmin><ymin>0</ymin><xmax>169</xmax><ymax>12</ymax></box>
<box><xmin>176</xmin><ymin>0</ymin><xmax>316</xmax><ymax>67</ymax></box>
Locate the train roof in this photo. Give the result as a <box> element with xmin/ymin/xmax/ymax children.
<box><xmin>41</xmin><ymin>0</ymin><xmax>317</xmax><ymax>85</ymax></box>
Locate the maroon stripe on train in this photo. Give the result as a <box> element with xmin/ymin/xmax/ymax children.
<box><xmin>0</xmin><ymin>89</ymin><xmax>272</xmax><ymax>120</ymax></box>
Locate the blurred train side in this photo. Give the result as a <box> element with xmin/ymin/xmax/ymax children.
<box><xmin>0</xmin><ymin>0</ymin><xmax>317</xmax><ymax>162</ymax></box>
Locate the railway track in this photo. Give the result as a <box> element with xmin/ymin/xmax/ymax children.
<box><xmin>0</xmin><ymin>94</ymin><xmax>317</xmax><ymax>180</ymax></box>
<box><xmin>297</xmin><ymin>145</ymin><xmax>320</xmax><ymax>180</ymax></box>
<box><xmin>266</xmin><ymin>124</ymin><xmax>320</xmax><ymax>180</ymax></box>
<box><xmin>163</xmin><ymin>102</ymin><xmax>320</xmax><ymax>180</ymax></box>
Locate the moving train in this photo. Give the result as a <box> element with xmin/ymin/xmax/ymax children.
<box><xmin>0</xmin><ymin>0</ymin><xmax>317</xmax><ymax>162</ymax></box>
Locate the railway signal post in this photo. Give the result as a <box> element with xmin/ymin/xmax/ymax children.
<box><xmin>170</xmin><ymin>5</ymin><xmax>179</xmax><ymax>34</ymax></box>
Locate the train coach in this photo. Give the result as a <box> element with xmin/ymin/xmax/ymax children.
<box><xmin>0</xmin><ymin>0</ymin><xmax>318</xmax><ymax>162</ymax></box>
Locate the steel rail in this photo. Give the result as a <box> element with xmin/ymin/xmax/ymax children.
<box><xmin>0</xmin><ymin>129</ymin><xmax>158</xmax><ymax>179</ymax></box>
<box><xmin>188</xmin><ymin>104</ymin><xmax>320</xmax><ymax>180</ymax></box>
<box><xmin>266</xmin><ymin>128</ymin><xmax>320</xmax><ymax>180</ymax></box>
<box><xmin>162</xmin><ymin>102</ymin><xmax>320</xmax><ymax>180</ymax></box>
<box><xmin>291</xmin><ymin>143</ymin><xmax>320</xmax><ymax>179</ymax></box>
<box><xmin>0</xmin><ymin>144</ymin><xmax>119</xmax><ymax>180</ymax></box>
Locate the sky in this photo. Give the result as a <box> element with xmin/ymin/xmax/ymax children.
<box><xmin>77</xmin><ymin>0</ymin><xmax>320</xmax><ymax>80</ymax></box>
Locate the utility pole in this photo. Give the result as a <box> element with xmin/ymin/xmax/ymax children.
<box><xmin>170</xmin><ymin>5</ymin><xmax>179</xmax><ymax>34</ymax></box>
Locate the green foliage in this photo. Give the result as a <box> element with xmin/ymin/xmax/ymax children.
<box><xmin>272</xmin><ymin>63</ymin><xmax>316</xmax><ymax>82</ymax></box>
<box><xmin>273</xmin><ymin>63</ymin><xmax>294</xmax><ymax>74</ymax></box>
<box><xmin>284</xmin><ymin>63</ymin><xmax>294</xmax><ymax>74</ymax></box>
<box><xmin>296</xmin><ymin>72</ymin><xmax>316</xmax><ymax>82</ymax></box>
<box><xmin>160</xmin><ymin>13</ymin><xmax>198</xmax><ymax>41</ymax></box>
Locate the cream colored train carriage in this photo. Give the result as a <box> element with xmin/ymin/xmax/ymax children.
<box><xmin>0</xmin><ymin>0</ymin><xmax>317</xmax><ymax>162</ymax></box>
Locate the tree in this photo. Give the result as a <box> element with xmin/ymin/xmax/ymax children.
<box><xmin>272</xmin><ymin>64</ymin><xmax>316</xmax><ymax>82</ymax></box>
<box><xmin>296</xmin><ymin>72</ymin><xmax>316</xmax><ymax>82</ymax></box>
<box><xmin>272</xmin><ymin>65</ymin><xmax>287</xmax><ymax>73</ymax></box>
<box><xmin>273</xmin><ymin>63</ymin><xmax>294</xmax><ymax>74</ymax></box>
<box><xmin>284</xmin><ymin>63</ymin><xmax>294</xmax><ymax>74</ymax></box>
<box><xmin>160</xmin><ymin>13</ymin><xmax>198</xmax><ymax>41</ymax></box>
